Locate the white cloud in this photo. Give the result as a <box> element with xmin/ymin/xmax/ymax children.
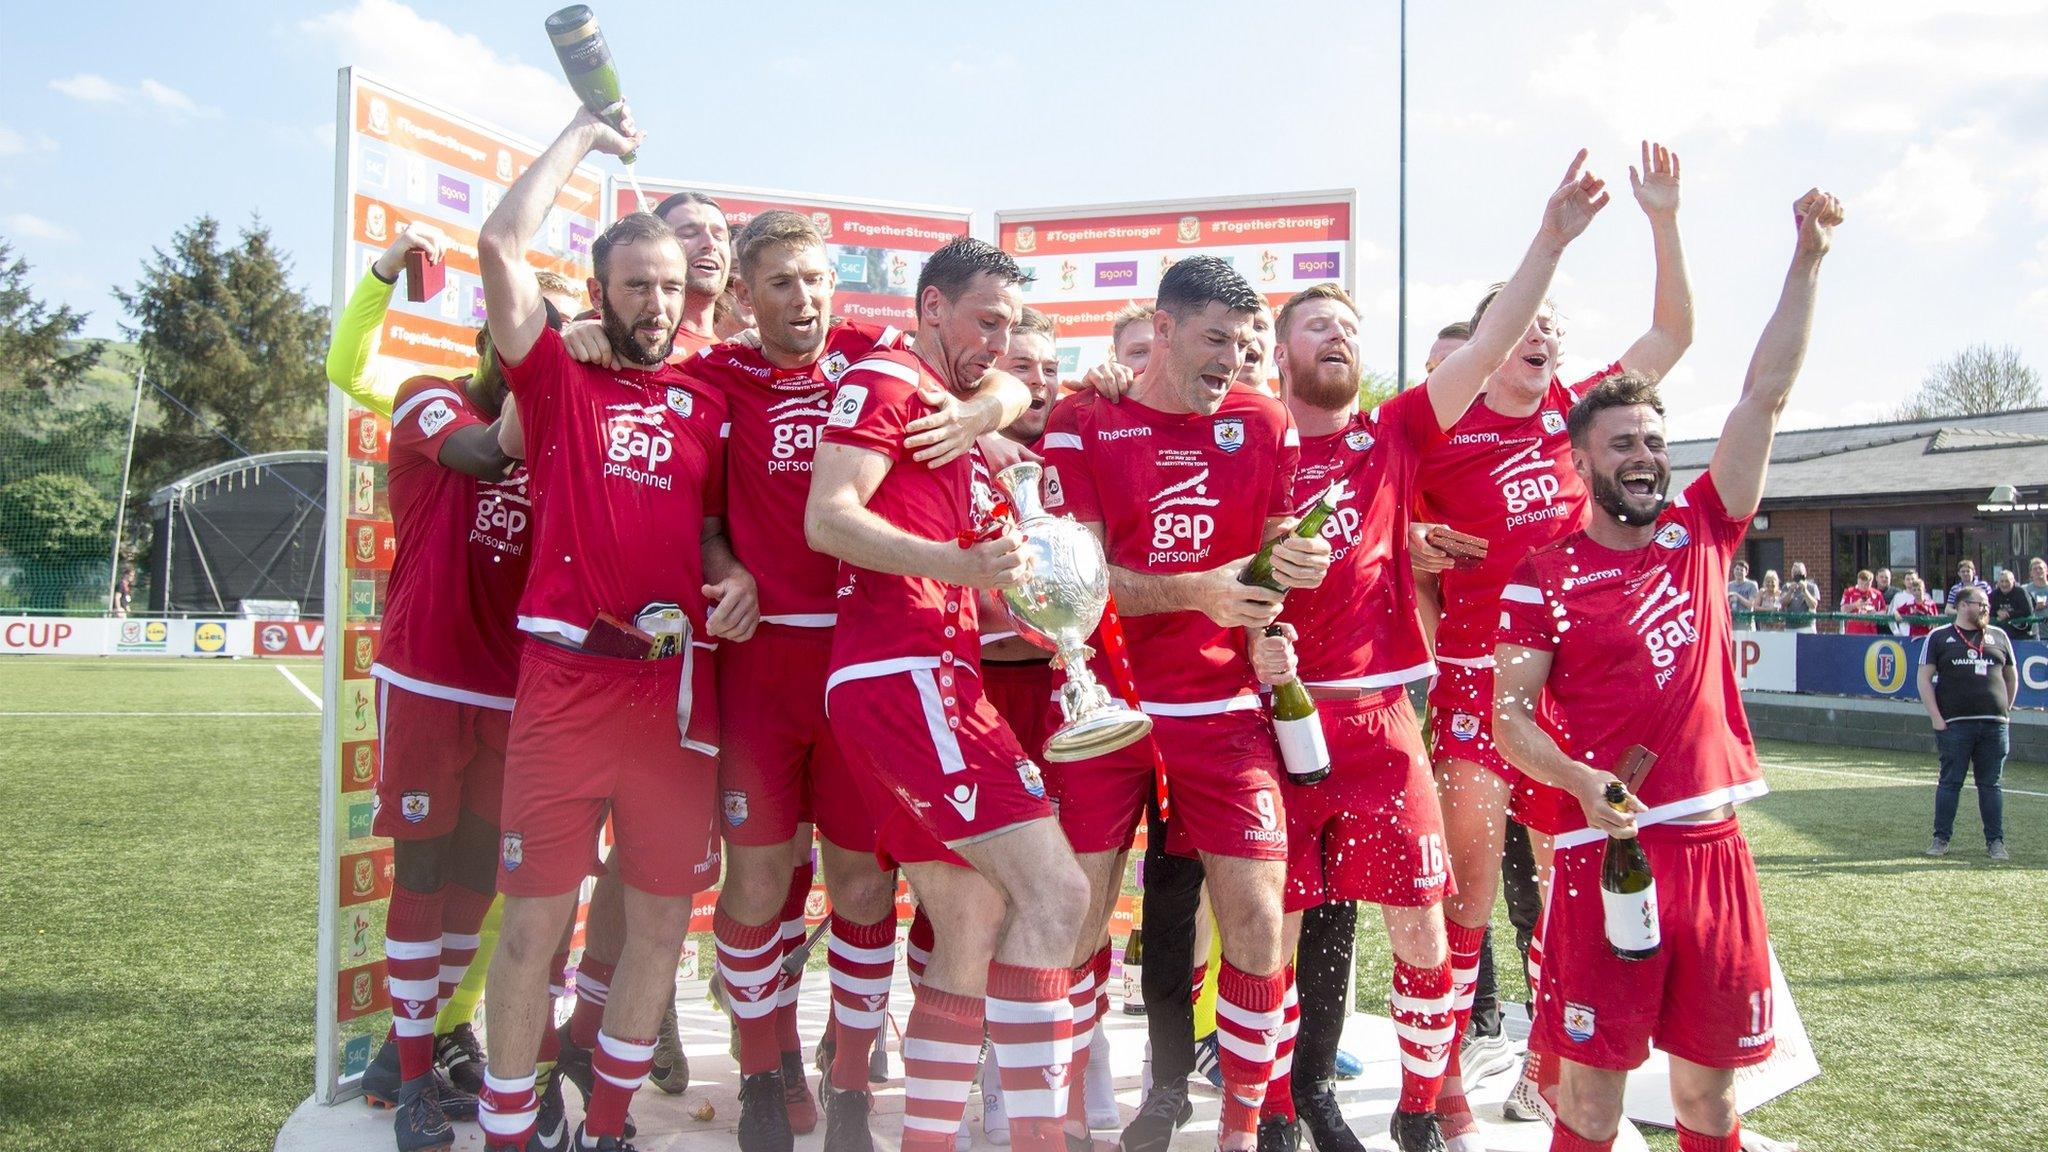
<box><xmin>49</xmin><ymin>73</ymin><xmax>125</xmax><ymax>103</ymax></box>
<box><xmin>48</xmin><ymin>74</ymin><xmax>216</xmax><ymax>117</ymax></box>
<box><xmin>1861</xmin><ymin>129</ymin><xmax>1996</xmax><ymax>244</ymax></box>
<box><xmin>0</xmin><ymin>125</ymin><xmax>57</xmax><ymax>157</ymax></box>
<box><xmin>299</xmin><ymin>0</ymin><xmax>578</xmax><ymax>144</ymax></box>
<box><xmin>1418</xmin><ymin>111</ymin><xmax>1517</xmax><ymax>136</ymax></box>
<box><xmin>4</xmin><ymin>213</ymin><xmax>77</xmax><ymax>242</ymax></box>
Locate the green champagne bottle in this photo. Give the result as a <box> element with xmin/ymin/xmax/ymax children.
<box><xmin>1239</xmin><ymin>480</ymin><xmax>1343</xmax><ymax>593</ymax></box>
<box><xmin>1267</xmin><ymin>624</ymin><xmax>1330</xmax><ymax>785</ymax></box>
<box><xmin>546</xmin><ymin>6</ymin><xmax>637</xmax><ymax>164</ymax></box>
<box><xmin>1120</xmin><ymin>920</ymin><xmax>1147</xmax><ymax>1016</ymax></box>
<box><xmin>1600</xmin><ymin>782</ymin><xmax>1661</xmax><ymax>961</ymax></box>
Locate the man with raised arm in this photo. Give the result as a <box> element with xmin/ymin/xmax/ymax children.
<box><xmin>1266</xmin><ymin>152</ymin><xmax>1608</xmax><ymax>1152</ymax></box>
<box><xmin>1492</xmin><ymin>190</ymin><xmax>1843</xmax><ymax>1152</ymax></box>
<box><xmin>472</xmin><ymin>105</ymin><xmax>754</xmax><ymax>1152</ymax></box>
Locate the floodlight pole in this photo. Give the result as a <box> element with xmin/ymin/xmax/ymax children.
<box><xmin>108</xmin><ymin>362</ymin><xmax>146</xmax><ymax>611</ymax></box>
<box><xmin>1396</xmin><ymin>0</ymin><xmax>1409</xmax><ymax>391</ymax></box>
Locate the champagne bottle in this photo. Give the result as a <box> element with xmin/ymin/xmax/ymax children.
<box><xmin>545</xmin><ymin>6</ymin><xmax>638</xmax><ymax>165</ymax></box>
<box><xmin>1238</xmin><ymin>481</ymin><xmax>1344</xmax><ymax>593</ymax></box>
<box><xmin>1600</xmin><ymin>782</ymin><xmax>1660</xmax><ymax>961</ymax></box>
<box><xmin>1121</xmin><ymin>921</ymin><xmax>1147</xmax><ymax>1016</ymax></box>
<box><xmin>1267</xmin><ymin>624</ymin><xmax>1331</xmax><ymax>785</ymax></box>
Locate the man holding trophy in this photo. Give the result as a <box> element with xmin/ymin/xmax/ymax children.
<box><xmin>1038</xmin><ymin>255</ymin><xmax>1332</xmax><ymax>1152</ymax></box>
<box><xmin>805</xmin><ymin>236</ymin><xmax>1090</xmax><ymax>1152</ymax></box>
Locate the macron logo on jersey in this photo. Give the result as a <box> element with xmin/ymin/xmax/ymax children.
<box><xmin>1628</xmin><ymin>566</ymin><xmax>1698</xmax><ymax>686</ymax></box>
<box><xmin>1149</xmin><ymin>469</ymin><xmax>1220</xmax><ymax>564</ymax></box>
<box><xmin>604</xmin><ymin>401</ymin><xmax>676</xmax><ymax>489</ymax></box>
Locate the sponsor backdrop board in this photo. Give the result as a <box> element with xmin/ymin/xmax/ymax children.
<box><xmin>995</xmin><ymin>192</ymin><xmax>1356</xmax><ymax>381</ymax></box>
<box><xmin>0</xmin><ymin>616</ymin><xmax>323</xmax><ymax>657</ymax></box>
<box><xmin>318</xmin><ymin>69</ymin><xmax>603</xmax><ymax>1105</ymax></box>
<box><xmin>609</xmin><ymin>178</ymin><xmax>970</xmax><ymax>330</ymax></box>
<box><xmin>1796</xmin><ymin>632</ymin><xmax>2048</xmax><ymax>707</ymax></box>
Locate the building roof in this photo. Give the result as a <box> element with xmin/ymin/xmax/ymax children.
<box><xmin>1670</xmin><ymin>406</ymin><xmax>2048</xmax><ymax>506</ymax></box>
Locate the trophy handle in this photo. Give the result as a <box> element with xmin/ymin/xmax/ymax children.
<box><xmin>996</xmin><ymin>461</ymin><xmax>1046</xmax><ymax>520</ymax></box>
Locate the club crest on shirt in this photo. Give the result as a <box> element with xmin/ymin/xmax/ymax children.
<box><xmin>827</xmin><ymin>383</ymin><xmax>869</xmax><ymax>428</ymax></box>
<box><xmin>501</xmin><ymin>831</ymin><xmax>524</xmax><ymax>872</ymax></box>
<box><xmin>1214</xmin><ymin>417</ymin><xmax>1246</xmax><ymax>453</ymax></box>
<box><xmin>1542</xmin><ymin>410</ymin><xmax>1566</xmax><ymax>436</ymax></box>
<box><xmin>1450</xmin><ymin>712</ymin><xmax>1480</xmax><ymax>741</ymax></box>
<box><xmin>722</xmin><ymin>790</ymin><xmax>749</xmax><ymax>827</ymax></box>
<box><xmin>1017</xmin><ymin>759</ymin><xmax>1046</xmax><ymax>799</ymax></box>
<box><xmin>665</xmin><ymin>387</ymin><xmax>694</xmax><ymax>417</ymax></box>
<box><xmin>1563</xmin><ymin>1002</ymin><xmax>1596</xmax><ymax>1042</ymax></box>
<box><xmin>1345</xmin><ymin>429</ymin><xmax>1374</xmax><ymax>452</ymax></box>
<box><xmin>400</xmin><ymin>791</ymin><xmax>430</xmax><ymax>824</ymax></box>
<box><xmin>1654</xmin><ymin>522</ymin><xmax>1691</xmax><ymax>550</ymax></box>
<box><xmin>821</xmin><ymin>351</ymin><xmax>852</xmax><ymax>381</ymax></box>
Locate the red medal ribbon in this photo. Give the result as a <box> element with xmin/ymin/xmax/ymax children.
<box><xmin>1096</xmin><ymin>592</ymin><xmax>1169</xmax><ymax>820</ymax></box>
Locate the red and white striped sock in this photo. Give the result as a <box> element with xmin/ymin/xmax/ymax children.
<box><xmin>478</xmin><ymin>1070</ymin><xmax>537</xmax><ymax>1150</ymax></box>
<box><xmin>901</xmin><ymin>984</ymin><xmax>985</xmax><ymax>1150</ymax></box>
<box><xmin>773</xmin><ymin>860</ymin><xmax>814</xmax><ymax>1055</ymax></box>
<box><xmin>1551</xmin><ymin>1118</ymin><xmax>1616</xmax><ymax>1152</ymax></box>
<box><xmin>1262</xmin><ymin>967</ymin><xmax>1300</xmax><ymax>1123</ymax></box>
<box><xmin>988</xmin><ymin>961</ymin><xmax>1074</xmax><ymax>1151</ymax></box>
<box><xmin>828</xmin><ymin>912</ymin><xmax>897</xmax><ymax>1092</ymax></box>
<box><xmin>1063</xmin><ymin>948</ymin><xmax>1104</xmax><ymax>1129</ymax></box>
<box><xmin>567</xmin><ymin>955</ymin><xmax>614</xmax><ymax>1050</ymax></box>
<box><xmin>906</xmin><ymin>907</ymin><xmax>935</xmax><ymax>989</ymax></box>
<box><xmin>1215</xmin><ymin>962</ymin><xmax>1286</xmax><ymax>1138</ymax></box>
<box><xmin>1091</xmin><ymin>944</ymin><xmax>1112</xmax><ymax>1033</ymax></box>
<box><xmin>1676</xmin><ymin>1121</ymin><xmax>1742</xmax><ymax>1152</ymax></box>
<box><xmin>1190</xmin><ymin>961</ymin><xmax>1208</xmax><ymax>1006</ymax></box>
<box><xmin>436</xmin><ymin>883</ymin><xmax>494</xmax><ymax>1010</ymax></box>
<box><xmin>713</xmin><ymin>909</ymin><xmax>785</xmax><ymax>1075</ymax></box>
<box><xmin>384</xmin><ymin>884</ymin><xmax>444</xmax><ymax>1083</ymax></box>
<box><xmin>585</xmin><ymin>1031</ymin><xmax>654</xmax><ymax>1138</ymax></box>
<box><xmin>1390</xmin><ymin>957</ymin><xmax>1454</xmax><ymax>1114</ymax></box>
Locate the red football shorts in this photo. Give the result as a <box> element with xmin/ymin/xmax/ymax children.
<box><xmin>1533</xmin><ymin>818</ymin><xmax>1775</xmax><ymax>1071</ymax></box>
<box><xmin>498</xmin><ymin>638</ymin><xmax>721</xmax><ymax>899</ymax></box>
<box><xmin>1427</xmin><ymin>659</ymin><xmax>1573</xmax><ymax>835</ymax></box>
<box><xmin>716</xmin><ymin>625</ymin><xmax>874</xmax><ymax>852</ymax></box>
<box><xmin>981</xmin><ymin>658</ymin><xmax>1060</xmax><ymax>764</ymax></box>
<box><xmin>1284</xmin><ymin>690</ymin><xmax>1451</xmax><ymax>913</ymax></box>
<box><xmin>372</xmin><ymin>678</ymin><xmax>508</xmax><ymax>839</ymax></box>
<box><xmin>825</xmin><ymin>661</ymin><xmax>1053</xmax><ymax>870</ymax></box>
<box><xmin>1063</xmin><ymin>706</ymin><xmax>1286</xmax><ymax>862</ymax></box>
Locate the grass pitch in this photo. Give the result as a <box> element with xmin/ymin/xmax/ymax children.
<box><xmin>0</xmin><ymin>658</ymin><xmax>2041</xmax><ymax>1151</ymax></box>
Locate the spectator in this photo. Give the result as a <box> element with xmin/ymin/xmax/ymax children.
<box><xmin>1891</xmin><ymin>569</ymin><xmax>1924</xmax><ymax>635</ymax></box>
<box><xmin>1992</xmin><ymin>567</ymin><xmax>2035</xmax><ymax>638</ymax></box>
<box><xmin>1895</xmin><ymin>573</ymin><xmax>1941</xmax><ymax>637</ymax></box>
<box><xmin>112</xmin><ymin>567</ymin><xmax>134</xmax><ymax>618</ymax></box>
<box><xmin>2025</xmin><ymin>557</ymin><xmax>2048</xmax><ymax>622</ymax></box>
<box><xmin>1755</xmin><ymin>570</ymin><xmax>1785</xmax><ymax>630</ymax></box>
<box><xmin>1946</xmin><ymin>559</ymin><xmax>1991</xmax><ymax>612</ymax></box>
<box><xmin>1915</xmin><ymin>586</ymin><xmax>2013</xmax><ymax>860</ymax></box>
<box><xmin>1783</xmin><ymin>562</ymin><xmax>1822</xmax><ymax>633</ymax></box>
<box><xmin>1874</xmin><ymin>567</ymin><xmax>1896</xmax><ymax>605</ymax></box>
<box><xmin>1728</xmin><ymin>561</ymin><xmax>1760</xmax><ymax>630</ymax></box>
<box><xmin>1841</xmin><ymin>568</ymin><xmax>1885</xmax><ymax>634</ymax></box>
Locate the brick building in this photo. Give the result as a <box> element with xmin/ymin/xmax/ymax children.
<box><xmin>1670</xmin><ymin>407</ymin><xmax>2048</xmax><ymax>603</ymax></box>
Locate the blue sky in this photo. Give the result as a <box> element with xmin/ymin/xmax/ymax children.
<box><xmin>3</xmin><ymin>0</ymin><xmax>2044</xmax><ymax>438</ymax></box>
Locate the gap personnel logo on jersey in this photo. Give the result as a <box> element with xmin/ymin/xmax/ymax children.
<box><xmin>821</xmin><ymin>351</ymin><xmax>851</xmax><ymax>381</ymax></box>
<box><xmin>665</xmin><ymin>387</ymin><xmax>693</xmax><ymax>417</ymax></box>
<box><xmin>501</xmin><ymin>831</ymin><xmax>524</xmax><ymax>872</ymax></box>
<box><xmin>722</xmin><ymin>790</ymin><xmax>749</xmax><ymax>827</ymax></box>
<box><xmin>827</xmin><ymin>383</ymin><xmax>869</xmax><ymax>429</ymax></box>
<box><xmin>400</xmin><ymin>791</ymin><xmax>429</xmax><ymax>824</ymax></box>
<box><xmin>1542</xmin><ymin>410</ymin><xmax>1567</xmax><ymax>436</ymax></box>
<box><xmin>1149</xmin><ymin>469</ymin><xmax>1220</xmax><ymax>564</ymax></box>
<box><xmin>1214</xmin><ymin>418</ymin><xmax>1246</xmax><ymax>453</ymax></box>
<box><xmin>1015</xmin><ymin>224</ymin><xmax>1037</xmax><ymax>253</ymax></box>
<box><xmin>1345</xmin><ymin>429</ymin><xmax>1374</xmax><ymax>452</ymax></box>
<box><xmin>1654</xmin><ymin>522</ymin><xmax>1691</xmax><ymax>550</ymax></box>
<box><xmin>1450</xmin><ymin>712</ymin><xmax>1481</xmax><ymax>741</ymax></box>
<box><xmin>1630</xmin><ymin>568</ymin><xmax>1698</xmax><ymax>686</ymax></box>
<box><xmin>1017</xmin><ymin>759</ymin><xmax>1046</xmax><ymax>799</ymax></box>
<box><xmin>1563</xmin><ymin>1002</ymin><xmax>1596</xmax><ymax>1042</ymax></box>
<box><xmin>418</xmin><ymin>398</ymin><xmax>456</xmax><ymax>438</ymax></box>
<box><xmin>604</xmin><ymin>400</ymin><xmax>678</xmax><ymax>486</ymax></box>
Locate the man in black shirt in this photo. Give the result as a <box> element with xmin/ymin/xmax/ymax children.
<box><xmin>1915</xmin><ymin>586</ymin><xmax>2014</xmax><ymax>860</ymax></box>
<box><xmin>1991</xmin><ymin>567</ymin><xmax>2035</xmax><ymax>639</ymax></box>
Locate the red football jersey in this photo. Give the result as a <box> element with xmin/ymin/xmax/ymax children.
<box><xmin>684</xmin><ymin>321</ymin><xmax>905</xmax><ymax>627</ymax></box>
<box><xmin>1417</xmin><ymin>363</ymin><xmax>1622</xmax><ymax>662</ymax></box>
<box><xmin>1497</xmin><ymin>472</ymin><xmax>1766</xmax><ymax>847</ymax></box>
<box><xmin>373</xmin><ymin>375</ymin><xmax>532</xmax><ymax>705</ymax></box>
<box><xmin>1039</xmin><ymin>386</ymin><xmax>1299</xmax><ymax>713</ymax></box>
<box><xmin>1283</xmin><ymin>386</ymin><xmax>1442</xmax><ymax>689</ymax></box>
<box><xmin>501</xmin><ymin>328</ymin><xmax>727</xmax><ymax>643</ymax></box>
<box><xmin>819</xmin><ymin>347</ymin><xmax>983</xmax><ymax>685</ymax></box>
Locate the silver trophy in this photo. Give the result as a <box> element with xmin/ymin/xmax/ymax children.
<box><xmin>994</xmin><ymin>461</ymin><xmax>1153</xmax><ymax>763</ymax></box>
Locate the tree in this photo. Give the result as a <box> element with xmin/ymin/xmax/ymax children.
<box><xmin>0</xmin><ymin>239</ymin><xmax>103</xmax><ymax>392</ymax></box>
<box><xmin>0</xmin><ymin>473</ymin><xmax>114</xmax><ymax>610</ymax></box>
<box><xmin>1893</xmin><ymin>343</ymin><xmax>2042</xmax><ymax>420</ymax></box>
<box><xmin>116</xmin><ymin>215</ymin><xmax>329</xmax><ymax>500</ymax></box>
<box><xmin>1359</xmin><ymin>368</ymin><xmax>1397</xmax><ymax>411</ymax></box>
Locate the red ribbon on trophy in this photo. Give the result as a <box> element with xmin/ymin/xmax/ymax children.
<box><xmin>1095</xmin><ymin>592</ymin><xmax>1169</xmax><ymax>820</ymax></box>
